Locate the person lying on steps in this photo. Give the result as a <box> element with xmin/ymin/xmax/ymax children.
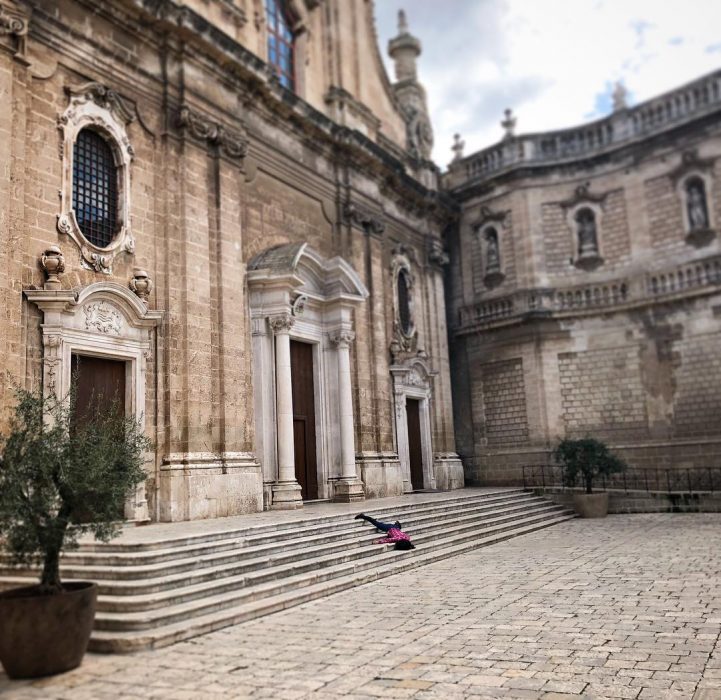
<box><xmin>354</xmin><ymin>513</ymin><xmax>416</xmax><ymax>550</ymax></box>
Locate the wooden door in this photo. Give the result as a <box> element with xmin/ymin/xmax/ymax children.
<box><xmin>290</xmin><ymin>340</ymin><xmax>318</xmax><ymax>500</ymax></box>
<box><xmin>71</xmin><ymin>354</ymin><xmax>127</xmax><ymax>423</ymax></box>
<box><xmin>406</xmin><ymin>398</ymin><xmax>425</xmax><ymax>491</ymax></box>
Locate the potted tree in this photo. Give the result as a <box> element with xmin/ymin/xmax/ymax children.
<box><xmin>553</xmin><ymin>437</ymin><xmax>627</xmax><ymax>518</ymax></box>
<box><xmin>0</xmin><ymin>385</ymin><xmax>150</xmax><ymax>679</ymax></box>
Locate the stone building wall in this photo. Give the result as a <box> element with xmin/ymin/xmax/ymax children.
<box><xmin>446</xmin><ymin>70</ymin><xmax>721</xmax><ymax>484</ymax></box>
<box><xmin>0</xmin><ymin>0</ymin><xmax>463</xmax><ymax>520</ymax></box>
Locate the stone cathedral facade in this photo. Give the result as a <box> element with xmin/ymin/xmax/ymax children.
<box><xmin>446</xmin><ymin>75</ymin><xmax>721</xmax><ymax>484</ymax></box>
<box><xmin>0</xmin><ymin>0</ymin><xmax>463</xmax><ymax>522</ymax></box>
<box><xmin>2</xmin><ymin>0</ymin><xmax>720</xmax><ymax>522</ymax></box>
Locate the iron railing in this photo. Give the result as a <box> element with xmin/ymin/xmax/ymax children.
<box><xmin>522</xmin><ymin>464</ymin><xmax>721</xmax><ymax>493</ymax></box>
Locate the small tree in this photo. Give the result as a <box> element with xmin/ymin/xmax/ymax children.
<box><xmin>553</xmin><ymin>437</ymin><xmax>627</xmax><ymax>494</ymax></box>
<box><xmin>0</xmin><ymin>385</ymin><xmax>150</xmax><ymax>593</ymax></box>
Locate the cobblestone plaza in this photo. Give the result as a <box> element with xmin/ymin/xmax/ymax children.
<box><xmin>2</xmin><ymin>514</ymin><xmax>720</xmax><ymax>700</ymax></box>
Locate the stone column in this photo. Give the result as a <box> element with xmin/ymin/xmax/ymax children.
<box><xmin>269</xmin><ymin>314</ymin><xmax>303</xmax><ymax>509</ymax></box>
<box><xmin>331</xmin><ymin>330</ymin><xmax>365</xmax><ymax>502</ymax></box>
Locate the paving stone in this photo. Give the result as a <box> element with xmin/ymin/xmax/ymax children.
<box><xmin>1</xmin><ymin>515</ymin><xmax>721</xmax><ymax>699</ymax></box>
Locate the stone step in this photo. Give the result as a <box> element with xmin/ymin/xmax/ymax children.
<box><xmin>0</xmin><ymin>496</ymin><xmax>555</xmax><ymax>582</ymax></box>
<box><xmin>72</xmin><ymin>488</ymin><xmax>529</xmax><ymax>554</ymax></box>
<box><xmin>91</xmin><ymin>507</ymin><xmax>570</xmax><ymax>632</ymax></box>
<box><xmin>91</xmin><ymin>503</ymin><xmax>565</xmax><ymax>611</ymax></box>
<box><xmin>88</xmin><ymin>512</ymin><xmax>575</xmax><ymax>653</ymax></box>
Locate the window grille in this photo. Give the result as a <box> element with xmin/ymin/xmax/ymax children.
<box><xmin>72</xmin><ymin>128</ymin><xmax>119</xmax><ymax>249</ymax></box>
<box><xmin>265</xmin><ymin>0</ymin><xmax>295</xmax><ymax>90</ymax></box>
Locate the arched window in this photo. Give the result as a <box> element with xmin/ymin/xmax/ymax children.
<box><xmin>575</xmin><ymin>207</ymin><xmax>599</xmax><ymax>259</ymax></box>
<box><xmin>685</xmin><ymin>176</ymin><xmax>709</xmax><ymax>231</ymax></box>
<box><xmin>265</xmin><ymin>0</ymin><xmax>295</xmax><ymax>90</ymax></box>
<box><xmin>397</xmin><ymin>268</ymin><xmax>412</xmax><ymax>336</ymax></box>
<box><xmin>72</xmin><ymin>128</ymin><xmax>119</xmax><ymax>249</ymax></box>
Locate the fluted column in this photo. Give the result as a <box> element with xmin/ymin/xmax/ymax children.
<box><xmin>331</xmin><ymin>330</ymin><xmax>365</xmax><ymax>502</ymax></box>
<box><xmin>269</xmin><ymin>314</ymin><xmax>303</xmax><ymax>509</ymax></box>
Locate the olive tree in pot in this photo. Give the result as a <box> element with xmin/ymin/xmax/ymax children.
<box><xmin>553</xmin><ymin>438</ymin><xmax>627</xmax><ymax>518</ymax></box>
<box><xmin>0</xmin><ymin>385</ymin><xmax>150</xmax><ymax>679</ymax></box>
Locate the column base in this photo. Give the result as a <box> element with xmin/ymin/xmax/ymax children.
<box><xmin>333</xmin><ymin>479</ymin><xmax>366</xmax><ymax>503</ymax></box>
<box><xmin>271</xmin><ymin>480</ymin><xmax>304</xmax><ymax>510</ymax></box>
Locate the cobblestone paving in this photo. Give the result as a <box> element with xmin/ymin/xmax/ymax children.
<box><xmin>2</xmin><ymin>514</ymin><xmax>721</xmax><ymax>699</ymax></box>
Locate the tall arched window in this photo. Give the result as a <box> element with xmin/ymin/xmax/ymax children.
<box><xmin>397</xmin><ymin>268</ymin><xmax>412</xmax><ymax>336</ymax></box>
<box><xmin>72</xmin><ymin>128</ymin><xmax>119</xmax><ymax>249</ymax></box>
<box><xmin>265</xmin><ymin>0</ymin><xmax>295</xmax><ymax>91</ymax></box>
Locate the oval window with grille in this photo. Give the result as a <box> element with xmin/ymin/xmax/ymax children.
<box><xmin>72</xmin><ymin>128</ymin><xmax>119</xmax><ymax>249</ymax></box>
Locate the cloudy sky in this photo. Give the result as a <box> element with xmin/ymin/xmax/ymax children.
<box><xmin>374</xmin><ymin>1</ymin><xmax>721</xmax><ymax>167</ymax></box>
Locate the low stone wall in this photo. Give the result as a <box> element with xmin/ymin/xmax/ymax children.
<box><xmin>536</xmin><ymin>487</ymin><xmax>721</xmax><ymax>513</ymax></box>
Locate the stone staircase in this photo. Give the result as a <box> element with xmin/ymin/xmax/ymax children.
<box><xmin>0</xmin><ymin>489</ymin><xmax>575</xmax><ymax>653</ymax></box>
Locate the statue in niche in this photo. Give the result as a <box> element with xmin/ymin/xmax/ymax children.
<box><xmin>686</xmin><ymin>178</ymin><xmax>709</xmax><ymax>231</ymax></box>
<box><xmin>575</xmin><ymin>208</ymin><xmax>599</xmax><ymax>258</ymax></box>
<box><xmin>485</xmin><ymin>228</ymin><xmax>501</xmax><ymax>273</ymax></box>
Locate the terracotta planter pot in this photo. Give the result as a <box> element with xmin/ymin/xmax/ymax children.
<box><xmin>0</xmin><ymin>582</ymin><xmax>97</xmax><ymax>679</ymax></box>
<box><xmin>573</xmin><ymin>492</ymin><xmax>609</xmax><ymax>518</ymax></box>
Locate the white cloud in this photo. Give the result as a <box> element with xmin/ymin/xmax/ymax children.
<box><xmin>374</xmin><ymin>0</ymin><xmax>721</xmax><ymax>167</ymax></box>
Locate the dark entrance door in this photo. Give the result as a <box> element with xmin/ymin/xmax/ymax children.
<box><xmin>290</xmin><ymin>340</ymin><xmax>318</xmax><ymax>500</ymax></box>
<box><xmin>71</xmin><ymin>354</ymin><xmax>127</xmax><ymax>422</ymax></box>
<box><xmin>406</xmin><ymin>398</ymin><xmax>424</xmax><ymax>491</ymax></box>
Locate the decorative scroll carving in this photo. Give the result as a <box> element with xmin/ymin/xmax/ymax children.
<box><xmin>268</xmin><ymin>313</ymin><xmax>294</xmax><ymax>334</ymax></box>
<box><xmin>342</xmin><ymin>202</ymin><xmax>385</xmax><ymax>235</ymax></box>
<box><xmin>177</xmin><ymin>106</ymin><xmax>249</xmax><ymax>160</ymax></box>
<box><xmin>0</xmin><ymin>5</ymin><xmax>27</xmax><ymax>37</ymax></box>
<box><xmin>291</xmin><ymin>294</ymin><xmax>307</xmax><ymax>317</ymax></box>
<box><xmin>83</xmin><ymin>302</ymin><xmax>123</xmax><ymax>335</ymax></box>
<box><xmin>560</xmin><ymin>183</ymin><xmax>608</xmax><ymax>209</ymax></box>
<box><xmin>427</xmin><ymin>238</ymin><xmax>449</xmax><ymax>268</ymax></box>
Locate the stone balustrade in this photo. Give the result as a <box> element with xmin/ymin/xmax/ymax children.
<box><xmin>448</xmin><ymin>69</ymin><xmax>721</xmax><ymax>187</ymax></box>
<box><xmin>455</xmin><ymin>252</ymin><xmax>721</xmax><ymax>333</ymax></box>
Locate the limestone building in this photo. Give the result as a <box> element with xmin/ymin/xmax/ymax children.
<box><xmin>446</xmin><ymin>74</ymin><xmax>721</xmax><ymax>484</ymax></box>
<box><xmin>0</xmin><ymin>0</ymin><xmax>463</xmax><ymax>521</ymax></box>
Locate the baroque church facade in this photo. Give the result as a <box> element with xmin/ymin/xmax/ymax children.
<box><xmin>446</xmin><ymin>76</ymin><xmax>721</xmax><ymax>485</ymax></box>
<box><xmin>0</xmin><ymin>0</ymin><xmax>463</xmax><ymax>522</ymax></box>
<box><xmin>1</xmin><ymin>0</ymin><xmax>720</xmax><ymax>522</ymax></box>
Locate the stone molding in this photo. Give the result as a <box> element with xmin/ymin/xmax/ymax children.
<box><xmin>176</xmin><ymin>105</ymin><xmax>249</xmax><ymax>160</ymax></box>
<box><xmin>56</xmin><ymin>82</ymin><xmax>135</xmax><ymax>274</ymax></box>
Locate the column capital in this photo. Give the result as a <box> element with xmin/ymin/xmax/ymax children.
<box><xmin>268</xmin><ymin>313</ymin><xmax>294</xmax><ymax>335</ymax></box>
<box><xmin>330</xmin><ymin>329</ymin><xmax>355</xmax><ymax>348</ymax></box>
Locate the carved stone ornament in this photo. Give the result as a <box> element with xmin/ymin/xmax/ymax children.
<box><xmin>0</xmin><ymin>3</ymin><xmax>28</xmax><ymax>37</ymax></box>
<box><xmin>560</xmin><ymin>182</ymin><xmax>608</xmax><ymax>209</ymax></box>
<box><xmin>342</xmin><ymin>202</ymin><xmax>385</xmax><ymax>235</ymax></box>
<box><xmin>472</xmin><ymin>205</ymin><xmax>508</xmax><ymax>231</ymax></box>
<box><xmin>291</xmin><ymin>294</ymin><xmax>308</xmax><ymax>317</ymax></box>
<box><xmin>427</xmin><ymin>238</ymin><xmax>449</xmax><ymax>268</ymax></box>
<box><xmin>330</xmin><ymin>329</ymin><xmax>355</xmax><ymax>348</ymax></box>
<box><xmin>177</xmin><ymin>106</ymin><xmax>249</xmax><ymax>160</ymax></box>
<box><xmin>268</xmin><ymin>313</ymin><xmax>294</xmax><ymax>334</ymax></box>
<box><xmin>83</xmin><ymin>301</ymin><xmax>123</xmax><ymax>335</ymax></box>
<box><xmin>57</xmin><ymin>82</ymin><xmax>135</xmax><ymax>274</ymax></box>
<box><xmin>40</xmin><ymin>245</ymin><xmax>65</xmax><ymax>290</ymax></box>
<box><xmin>129</xmin><ymin>268</ymin><xmax>153</xmax><ymax>305</ymax></box>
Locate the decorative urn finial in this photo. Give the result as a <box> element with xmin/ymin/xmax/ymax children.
<box><xmin>129</xmin><ymin>268</ymin><xmax>153</xmax><ymax>305</ymax></box>
<box><xmin>40</xmin><ymin>246</ymin><xmax>65</xmax><ymax>290</ymax></box>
